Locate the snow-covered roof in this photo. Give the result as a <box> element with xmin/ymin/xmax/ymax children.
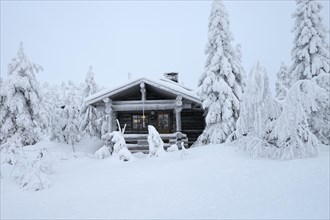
<box><xmin>84</xmin><ymin>77</ymin><xmax>201</xmax><ymax>106</ymax></box>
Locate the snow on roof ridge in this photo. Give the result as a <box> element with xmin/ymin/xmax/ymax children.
<box><xmin>84</xmin><ymin>76</ymin><xmax>200</xmax><ymax>104</ymax></box>
<box><xmin>159</xmin><ymin>78</ymin><xmax>193</xmax><ymax>92</ymax></box>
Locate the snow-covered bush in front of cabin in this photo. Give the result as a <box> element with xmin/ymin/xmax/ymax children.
<box><xmin>148</xmin><ymin>125</ymin><xmax>165</xmax><ymax>157</ymax></box>
<box><xmin>271</xmin><ymin>80</ymin><xmax>326</xmax><ymax>160</ymax></box>
<box><xmin>167</xmin><ymin>144</ymin><xmax>179</xmax><ymax>152</ymax></box>
<box><xmin>95</xmin><ymin>146</ymin><xmax>111</xmax><ymax>159</ymax></box>
<box><xmin>110</xmin><ymin>131</ymin><xmax>133</xmax><ymax>162</ymax></box>
<box><xmin>95</xmin><ymin>133</ymin><xmax>113</xmax><ymax>159</ymax></box>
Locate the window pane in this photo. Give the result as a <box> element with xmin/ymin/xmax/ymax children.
<box><xmin>132</xmin><ymin>115</ymin><xmax>148</xmax><ymax>130</ymax></box>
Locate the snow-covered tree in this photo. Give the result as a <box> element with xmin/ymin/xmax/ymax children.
<box><xmin>310</xmin><ymin>73</ymin><xmax>330</xmax><ymax>145</ymax></box>
<box><xmin>236</xmin><ymin>62</ymin><xmax>281</xmax><ymax>141</ymax></box>
<box><xmin>0</xmin><ymin>42</ymin><xmax>46</xmax><ymax>147</ymax></box>
<box><xmin>10</xmin><ymin>148</ymin><xmax>53</xmax><ymax>191</ymax></box>
<box><xmin>275</xmin><ymin>62</ymin><xmax>290</xmax><ymax>101</ymax></box>
<box><xmin>290</xmin><ymin>0</ymin><xmax>329</xmax><ymax>84</ymax></box>
<box><xmin>147</xmin><ymin>125</ymin><xmax>165</xmax><ymax>157</ymax></box>
<box><xmin>97</xmin><ymin>114</ymin><xmax>107</xmax><ymax>136</ymax></box>
<box><xmin>62</xmin><ymin>91</ymin><xmax>81</xmax><ymax>156</ymax></box>
<box><xmin>82</xmin><ymin>65</ymin><xmax>98</xmax><ymax>97</ymax></box>
<box><xmin>49</xmin><ymin>106</ymin><xmax>65</xmax><ymax>143</ymax></box>
<box><xmin>109</xmin><ymin>121</ymin><xmax>132</xmax><ymax>161</ymax></box>
<box><xmin>196</xmin><ymin>0</ymin><xmax>245</xmax><ymax>145</ymax></box>
<box><xmin>233</xmin><ymin>62</ymin><xmax>281</xmax><ymax>159</ymax></box>
<box><xmin>272</xmin><ymin>80</ymin><xmax>327</xmax><ymax>159</ymax></box>
<box><xmin>80</xmin><ymin>66</ymin><xmax>100</xmax><ymax>138</ymax></box>
<box><xmin>41</xmin><ymin>82</ymin><xmax>62</xmax><ymax>137</ymax></box>
<box><xmin>290</xmin><ymin>0</ymin><xmax>330</xmax><ymax>145</ymax></box>
<box><xmin>0</xmin><ymin>76</ymin><xmax>9</xmax><ymax>144</ymax></box>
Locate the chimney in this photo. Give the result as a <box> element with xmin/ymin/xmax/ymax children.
<box><xmin>164</xmin><ymin>72</ymin><xmax>179</xmax><ymax>83</ymax></box>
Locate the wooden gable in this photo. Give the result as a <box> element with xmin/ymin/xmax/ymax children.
<box><xmin>111</xmin><ymin>83</ymin><xmax>177</xmax><ymax>102</ymax></box>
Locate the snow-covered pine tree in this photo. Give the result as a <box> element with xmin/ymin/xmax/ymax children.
<box><xmin>290</xmin><ymin>0</ymin><xmax>329</xmax><ymax>83</ymax></box>
<box><xmin>49</xmin><ymin>106</ymin><xmax>65</xmax><ymax>143</ymax></box>
<box><xmin>80</xmin><ymin>66</ymin><xmax>100</xmax><ymax>138</ymax></box>
<box><xmin>310</xmin><ymin>73</ymin><xmax>330</xmax><ymax>144</ymax></box>
<box><xmin>234</xmin><ymin>62</ymin><xmax>281</xmax><ymax>157</ymax></box>
<box><xmin>237</xmin><ymin>62</ymin><xmax>280</xmax><ymax>139</ymax></box>
<box><xmin>1</xmin><ymin>42</ymin><xmax>46</xmax><ymax>147</ymax></box>
<box><xmin>42</xmin><ymin>83</ymin><xmax>60</xmax><ymax>139</ymax></box>
<box><xmin>0</xmin><ymin>76</ymin><xmax>9</xmax><ymax>145</ymax></box>
<box><xmin>196</xmin><ymin>0</ymin><xmax>245</xmax><ymax>145</ymax></box>
<box><xmin>275</xmin><ymin>62</ymin><xmax>290</xmax><ymax>101</ymax></box>
<box><xmin>272</xmin><ymin>80</ymin><xmax>327</xmax><ymax>159</ymax></box>
<box><xmin>290</xmin><ymin>0</ymin><xmax>330</xmax><ymax>144</ymax></box>
<box><xmin>62</xmin><ymin>91</ymin><xmax>81</xmax><ymax>156</ymax></box>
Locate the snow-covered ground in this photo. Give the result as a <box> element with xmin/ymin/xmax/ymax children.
<box><xmin>1</xmin><ymin>140</ymin><xmax>329</xmax><ymax>219</ymax></box>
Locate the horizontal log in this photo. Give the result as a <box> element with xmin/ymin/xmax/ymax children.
<box><xmin>95</xmin><ymin>100</ymin><xmax>192</xmax><ymax>112</ymax></box>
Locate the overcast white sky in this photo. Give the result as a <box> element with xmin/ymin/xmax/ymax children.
<box><xmin>1</xmin><ymin>0</ymin><xmax>329</xmax><ymax>93</ymax></box>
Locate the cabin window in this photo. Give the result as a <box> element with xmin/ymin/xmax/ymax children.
<box><xmin>157</xmin><ymin>113</ymin><xmax>170</xmax><ymax>133</ymax></box>
<box><xmin>132</xmin><ymin>115</ymin><xmax>148</xmax><ymax>130</ymax></box>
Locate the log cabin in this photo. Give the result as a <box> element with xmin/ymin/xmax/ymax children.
<box><xmin>84</xmin><ymin>73</ymin><xmax>205</xmax><ymax>153</ymax></box>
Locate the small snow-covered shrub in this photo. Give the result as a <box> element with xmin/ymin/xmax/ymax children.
<box><xmin>7</xmin><ymin>146</ymin><xmax>53</xmax><ymax>191</ymax></box>
<box><xmin>147</xmin><ymin>125</ymin><xmax>165</xmax><ymax>157</ymax></box>
<box><xmin>167</xmin><ymin>144</ymin><xmax>179</xmax><ymax>152</ymax></box>
<box><xmin>101</xmin><ymin>133</ymin><xmax>114</xmax><ymax>153</ymax></box>
<box><xmin>95</xmin><ymin>146</ymin><xmax>111</xmax><ymax>159</ymax></box>
<box><xmin>110</xmin><ymin>131</ymin><xmax>133</xmax><ymax>162</ymax></box>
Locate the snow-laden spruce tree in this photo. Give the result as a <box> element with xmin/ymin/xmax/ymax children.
<box><xmin>148</xmin><ymin>125</ymin><xmax>165</xmax><ymax>157</ymax></box>
<box><xmin>275</xmin><ymin>62</ymin><xmax>290</xmax><ymax>101</ymax></box>
<box><xmin>0</xmin><ymin>42</ymin><xmax>46</xmax><ymax>147</ymax></box>
<box><xmin>62</xmin><ymin>91</ymin><xmax>81</xmax><ymax>156</ymax></box>
<box><xmin>234</xmin><ymin>62</ymin><xmax>281</xmax><ymax>157</ymax></box>
<box><xmin>272</xmin><ymin>80</ymin><xmax>327</xmax><ymax>159</ymax></box>
<box><xmin>290</xmin><ymin>0</ymin><xmax>329</xmax><ymax>83</ymax></box>
<box><xmin>0</xmin><ymin>76</ymin><xmax>9</xmax><ymax>145</ymax></box>
<box><xmin>41</xmin><ymin>83</ymin><xmax>61</xmax><ymax>138</ymax></box>
<box><xmin>49</xmin><ymin>106</ymin><xmax>65</xmax><ymax>143</ymax></box>
<box><xmin>196</xmin><ymin>0</ymin><xmax>245</xmax><ymax>145</ymax></box>
<box><xmin>310</xmin><ymin>73</ymin><xmax>330</xmax><ymax>144</ymax></box>
<box><xmin>290</xmin><ymin>0</ymin><xmax>330</xmax><ymax>144</ymax></box>
<box><xmin>80</xmin><ymin>66</ymin><xmax>100</xmax><ymax>138</ymax></box>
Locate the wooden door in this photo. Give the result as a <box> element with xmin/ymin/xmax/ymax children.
<box><xmin>157</xmin><ymin>113</ymin><xmax>170</xmax><ymax>134</ymax></box>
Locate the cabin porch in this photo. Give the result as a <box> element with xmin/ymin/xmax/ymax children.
<box><xmin>124</xmin><ymin>132</ymin><xmax>188</xmax><ymax>153</ymax></box>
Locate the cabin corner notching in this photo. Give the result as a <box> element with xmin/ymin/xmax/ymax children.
<box><xmin>84</xmin><ymin>76</ymin><xmax>205</xmax><ymax>151</ymax></box>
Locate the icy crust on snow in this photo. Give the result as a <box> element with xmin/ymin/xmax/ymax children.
<box><xmin>1</xmin><ymin>142</ymin><xmax>329</xmax><ymax>219</ymax></box>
